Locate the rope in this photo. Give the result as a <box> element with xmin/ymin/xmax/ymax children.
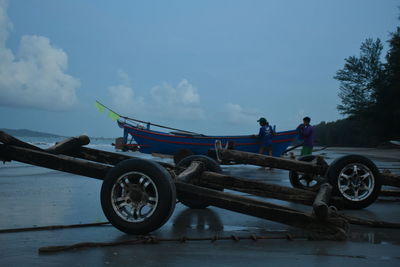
<box><xmin>0</xmin><ymin>222</ymin><xmax>110</xmax><ymax>234</ymax></box>
<box><xmin>38</xmin><ymin>234</ymin><xmax>303</xmax><ymax>253</ymax></box>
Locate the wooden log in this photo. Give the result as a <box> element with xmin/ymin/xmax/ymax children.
<box><xmin>199</xmin><ymin>171</ymin><xmax>316</xmax><ymax>205</ymax></box>
<box><xmin>0</xmin><ymin>131</ymin><xmax>174</xmax><ymax>169</ymax></box>
<box><xmin>176</xmin><ymin>161</ymin><xmax>205</xmax><ymax>183</ymax></box>
<box><xmin>175</xmin><ymin>182</ymin><xmax>347</xmax><ymax>240</ymax></box>
<box><xmin>380</xmin><ymin>172</ymin><xmax>400</xmax><ymax>188</ymax></box>
<box><xmin>66</xmin><ymin>147</ymin><xmax>174</xmax><ymax>169</ymax></box>
<box><xmin>46</xmin><ymin>135</ymin><xmax>90</xmax><ymax>154</ymax></box>
<box><xmin>380</xmin><ymin>189</ymin><xmax>400</xmax><ymax>197</ymax></box>
<box><xmin>0</xmin><ymin>144</ymin><xmax>110</xmax><ymax>180</ymax></box>
<box><xmin>312</xmin><ymin>183</ymin><xmax>332</xmax><ymax>220</ymax></box>
<box><xmin>218</xmin><ymin>149</ymin><xmax>327</xmax><ymax>174</ymax></box>
<box><xmin>198</xmin><ymin>171</ymin><xmax>345</xmax><ymax>208</ymax></box>
<box><xmin>0</xmin><ymin>131</ymin><xmax>43</xmax><ymax>152</ymax></box>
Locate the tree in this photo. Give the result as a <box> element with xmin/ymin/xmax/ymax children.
<box><xmin>334</xmin><ymin>38</ymin><xmax>384</xmax><ymax>117</ymax></box>
<box><xmin>375</xmin><ymin>27</ymin><xmax>400</xmax><ymax>139</ymax></box>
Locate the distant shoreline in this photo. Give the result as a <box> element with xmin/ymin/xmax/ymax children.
<box><xmin>0</xmin><ymin>128</ymin><xmax>62</xmax><ymax>138</ymax></box>
<box><xmin>0</xmin><ymin>128</ymin><xmax>116</xmax><ymax>139</ymax></box>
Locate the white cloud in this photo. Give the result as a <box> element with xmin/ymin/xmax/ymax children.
<box><xmin>108</xmin><ymin>84</ymin><xmax>145</xmax><ymax>114</ymax></box>
<box><xmin>223</xmin><ymin>103</ymin><xmax>257</xmax><ymax>124</ymax></box>
<box><xmin>0</xmin><ymin>0</ymin><xmax>79</xmax><ymax>111</ymax></box>
<box><xmin>0</xmin><ymin>0</ymin><xmax>11</xmax><ymax>46</ymax></box>
<box><xmin>107</xmin><ymin>76</ymin><xmax>205</xmax><ymax>120</ymax></box>
<box><xmin>150</xmin><ymin>79</ymin><xmax>204</xmax><ymax>120</ymax></box>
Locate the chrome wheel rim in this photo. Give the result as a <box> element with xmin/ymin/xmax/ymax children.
<box><xmin>337</xmin><ymin>163</ymin><xmax>375</xmax><ymax>201</ymax></box>
<box><xmin>111</xmin><ymin>171</ymin><xmax>158</xmax><ymax>223</ymax></box>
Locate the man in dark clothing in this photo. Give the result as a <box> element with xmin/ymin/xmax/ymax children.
<box><xmin>297</xmin><ymin>116</ymin><xmax>315</xmax><ymax>155</ymax></box>
<box><xmin>256</xmin><ymin>117</ymin><xmax>274</xmax><ymax>156</ymax></box>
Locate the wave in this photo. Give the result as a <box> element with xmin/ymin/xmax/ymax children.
<box><xmin>0</xmin><ymin>170</ymin><xmax>63</xmax><ymax>178</ymax></box>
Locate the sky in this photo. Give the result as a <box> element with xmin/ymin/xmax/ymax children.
<box><xmin>0</xmin><ymin>0</ymin><xmax>398</xmax><ymax>137</ymax></box>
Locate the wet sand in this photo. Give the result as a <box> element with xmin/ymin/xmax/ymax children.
<box><xmin>0</xmin><ymin>148</ymin><xmax>399</xmax><ymax>266</ymax></box>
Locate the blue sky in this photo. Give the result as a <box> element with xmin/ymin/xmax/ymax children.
<box><xmin>0</xmin><ymin>0</ymin><xmax>398</xmax><ymax>137</ymax></box>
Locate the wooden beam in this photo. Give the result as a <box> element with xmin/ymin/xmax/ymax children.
<box><xmin>198</xmin><ymin>171</ymin><xmax>345</xmax><ymax>208</ymax></box>
<box><xmin>218</xmin><ymin>149</ymin><xmax>327</xmax><ymax>174</ymax></box>
<box><xmin>380</xmin><ymin>172</ymin><xmax>400</xmax><ymax>188</ymax></box>
<box><xmin>0</xmin><ymin>145</ymin><xmax>110</xmax><ymax>180</ymax></box>
<box><xmin>380</xmin><ymin>190</ymin><xmax>400</xmax><ymax>197</ymax></box>
<box><xmin>0</xmin><ymin>131</ymin><xmax>43</xmax><ymax>151</ymax></box>
<box><xmin>199</xmin><ymin>171</ymin><xmax>315</xmax><ymax>205</ymax></box>
<box><xmin>175</xmin><ymin>182</ymin><xmax>347</xmax><ymax>240</ymax></box>
<box><xmin>0</xmin><ymin>131</ymin><xmax>174</xmax><ymax>169</ymax></box>
<box><xmin>66</xmin><ymin>147</ymin><xmax>174</xmax><ymax>169</ymax></box>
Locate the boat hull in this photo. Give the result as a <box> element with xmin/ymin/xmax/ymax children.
<box><xmin>119</xmin><ymin>122</ymin><xmax>298</xmax><ymax>157</ymax></box>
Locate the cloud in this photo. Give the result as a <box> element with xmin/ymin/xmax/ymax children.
<box><xmin>108</xmin><ymin>83</ymin><xmax>145</xmax><ymax>115</ymax></box>
<box><xmin>108</xmin><ymin>75</ymin><xmax>205</xmax><ymax>120</ymax></box>
<box><xmin>149</xmin><ymin>79</ymin><xmax>204</xmax><ymax>119</ymax></box>
<box><xmin>108</xmin><ymin>70</ymin><xmax>145</xmax><ymax>114</ymax></box>
<box><xmin>223</xmin><ymin>103</ymin><xmax>257</xmax><ymax>124</ymax></box>
<box><xmin>0</xmin><ymin>0</ymin><xmax>79</xmax><ymax>111</ymax></box>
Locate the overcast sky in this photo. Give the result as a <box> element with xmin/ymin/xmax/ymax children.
<box><xmin>0</xmin><ymin>0</ymin><xmax>398</xmax><ymax>137</ymax></box>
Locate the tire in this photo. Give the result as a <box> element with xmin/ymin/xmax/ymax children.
<box><xmin>173</xmin><ymin>149</ymin><xmax>194</xmax><ymax>165</ymax></box>
<box><xmin>327</xmin><ymin>154</ymin><xmax>381</xmax><ymax>209</ymax></box>
<box><xmin>100</xmin><ymin>158</ymin><xmax>176</xmax><ymax>234</ymax></box>
<box><xmin>289</xmin><ymin>155</ymin><xmax>328</xmax><ymax>191</ymax></box>
<box><xmin>176</xmin><ymin>155</ymin><xmax>222</xmax><ymax>209</ymax></box>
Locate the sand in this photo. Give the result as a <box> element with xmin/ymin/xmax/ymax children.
<box><xmin>0</xmin><ymin>148</ymin><xmax>399</xmax><ymax>266</ymax></box>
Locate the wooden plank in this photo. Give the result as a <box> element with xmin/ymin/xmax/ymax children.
<box><xmin>0</xmin><ymin>144</ymin><xmax>110</xmax><ymax>180</ymax></box>
<box><xmin>219</xmin><ymin>149</ymin><xmax>327</xmax><ymax>174</ymax></box>
<box><xmin>175</xmin><ymin>182</ymin><xmax>347</xmax><ymax>240</ymax></box>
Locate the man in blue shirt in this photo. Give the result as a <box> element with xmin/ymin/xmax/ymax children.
<box><xmin>256</xmin><ymin>117</ymin><xmax>274</xmax><ymax>156</ymax></box>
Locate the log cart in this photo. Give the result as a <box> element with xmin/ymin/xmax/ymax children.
<box><xmin>1</xmin><ymin>131</ymin><xmax>399</xmax><ymax>241</ymax></box>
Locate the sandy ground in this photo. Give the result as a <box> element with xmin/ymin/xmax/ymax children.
<box><xmin>0</xmin><ymin>148</ymin><xmax>399</xmax><ymax>266</ymax></box>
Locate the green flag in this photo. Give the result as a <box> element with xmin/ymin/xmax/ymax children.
<box><xmin>95</xmin><ymin>101</ymin><xmax>105</xmax><ymax>113</ymax></box>
<box><xmin>108</xmin><ymin>110</ymin><xmax>120</xmax><ymax>121</ymax></box>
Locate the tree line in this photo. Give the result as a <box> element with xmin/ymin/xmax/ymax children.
<box><xmin>315</xmin><ymin>14</ymin><xmax>400</xmax><ymax>147</ymax></box>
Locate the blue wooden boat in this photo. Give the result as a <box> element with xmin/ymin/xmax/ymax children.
<box><xmin>118</xmin><ymin>120</ymin><xmax>298</xmax><ymax>158</ymax></box>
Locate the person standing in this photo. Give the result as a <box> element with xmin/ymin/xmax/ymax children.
<box><xmin>297</xmin><ymin>116</ymin><xmax>315</xmax><ymax>155</ymax></box>
<box><xmin>256</xmin><ymin>117</ymin><xmax>274</xmax><ymax>156</ymax></box>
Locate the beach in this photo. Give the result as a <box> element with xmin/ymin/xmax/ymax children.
<box><xmin>0</xmin><ymin>142</ymin><xmax>399</xmax><ymax>266</ymax></box>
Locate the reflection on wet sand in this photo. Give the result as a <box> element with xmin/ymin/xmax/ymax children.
<box><xmin>348</xmin><ymin>227</ymin><xmax>400</xmax><ymax>245</ymax></box>
<box><xmin>172</xmin><ymin>208</ymin><xmax>224</xmax><ymax>235</ymax></box>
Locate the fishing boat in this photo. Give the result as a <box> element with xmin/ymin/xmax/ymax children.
<box><xmin>117</xmin><ymin>119</ymin><xmax>299</xmax><ymax>159</ymax></box>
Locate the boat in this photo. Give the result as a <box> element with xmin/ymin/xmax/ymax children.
<box><xmin>117</xmin><ymin>120</ymin><xmax>299</xmax><ymax>158</ymax></box>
